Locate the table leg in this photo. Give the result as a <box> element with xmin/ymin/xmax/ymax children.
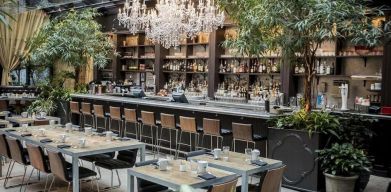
<box><xmin>140</xmin><ymin>145</ymin><xmax>146</xmax><ymax>162</ymax></box>
<box><xmin>127</xmin><ymin>170</ymin><xmax>135</xmax><ymax>192</ymax></box>
<box><xmin>0</xmin><ymin>156</ymin><xmax>2</xmax><ymax>177</ymax></box>
<box><xmin>72</xmin><ymin>156</ymin><xmax>80</xmax><ymax>192</ymax></box>
<box><xmin>241</xmin><ymin>174</ymin><xmax>249</xmax><ymax>192</ymax></box>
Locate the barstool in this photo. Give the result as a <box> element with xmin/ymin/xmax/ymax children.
<box><xmin>81</xmin><ymin>102</ymin><xmax>94</xmax><ymax>129</ymax></box>
<box><xmin>109</xmin><ymin>106</ymin><xmax>123</xmax><ymax>136</ymax></box>
<box><xmin>231</xmin><ymin>122</ymin><xmax>267</xmax><ymax>152</ymax></box>
<box><xmin>140</xmin><ymin>111</ymin><xmax>158</xmax><ymax>153</ymax></box>
<box><xmin>201</xmin><ymin>118</ymin><xmax>224</xmax><ymax>150</ymax></box>
<box><xmin>176</xmin><ymin>116</ymin><xmax>199</xmax><ymax>159</ymax></box>
<box><xmin>93</xmin><ymin>104</ymin><xmax>108</xmax><ymax>132</ymax></box>
<box><xmin>69</xmin><ymin>101</ymin><xmax>81</xmax><ymax>124</ymax></box>
<box><xmin>157</xmin><ymin>113</ymin><xmax>179</xmax><ymax>156</ymax></box>
<box><xmin>123</xmin><ymin>108</ymin><xmax>139</xmax><ymax>139</ymax></box>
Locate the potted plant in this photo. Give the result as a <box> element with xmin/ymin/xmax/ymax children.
<box><xmin>267</xmin><ymin>110</ymin><xmax>341</xmax><ymax>191</ymax></box>
<box><xmin>317</xmin><ymin>143</ymin><xmax>371</xmax><ymax>192</ymax></box>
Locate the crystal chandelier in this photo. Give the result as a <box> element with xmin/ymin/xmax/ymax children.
<box><xmin>117</xmin><ymin>0</ymin><xmax>225</xmax><ymax>48</ymax></box>
<box><xmin>117</xmin><ymin>0</ymin><xmax>147</xmax><ymax>34</ymax></box>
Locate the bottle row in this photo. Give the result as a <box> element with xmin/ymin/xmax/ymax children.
<box><xmin>294</xmin><ymin>60</ymin><xmax>335</xmax><ymax>75</ymax></box>
<box><xmin>163</xmin><ymin>60</ymin><xmax>208</xmax><ymax>72</ymax></box>
<box><xmin>219</xmin><ymin>59</ymin><xmax>280</xmax><ymax>74</ymax></box>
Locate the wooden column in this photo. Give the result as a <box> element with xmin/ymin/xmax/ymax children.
<box><xmin>155</xmin><ymin>45</ymin><xmax>167</xmax><ymax>92</ymax></box>
<box><xmin>381</xmin><ymin>37</ymin><xmax>391</xmax><ymax>106</ymax></box>
<box><xmin>280</xmin><ymin>54</ymin><xmax>295</xmax><ymax>104</ymax></box>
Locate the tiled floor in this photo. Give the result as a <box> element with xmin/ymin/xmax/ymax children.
<box><xmin>0</xmin><ymin>153</ymin><xmax>389</xmax><ymax>192</ymax></box>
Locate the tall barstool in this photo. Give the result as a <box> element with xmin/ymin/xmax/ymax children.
<box><xmin>93</xmin><ymin>104</ymin><xmax>108</xmax><ymax>132</ymax></box>
<box><xmin>109</xmin><ymin>106</ymin><xmax>123</xmax><ymax>136</ymax></box>
<box><xmin>201</xmin><ymin>118</ymin><xmax>223</xmax><ymax>150</ymax></box>
<box><xmin>176</xmin><ymin>116</ymin><xmax>199</xmax><ymax>159</ymax></box>
<box><xmin>140</xmin><ymin>111</ymin><xmax>158</xmax><ymax>153</ymax></box>
<box><xmin>81</xmin><ymin>102</ymin><xmax>94</xmax><ymax>129</ymax></box>
<box><xmin>157</xmin><ymin>113</ymin><xmax>179</xmax><ymax>156</ymax></box>
<box><xmin>231</xmin><ymin>122</ymin><xmax>267</xmax><ymax>152</ymax></box>
<box><xmin>69</xmin><ymin>101</ymin><xmax>81</xmax><ymax>124</ymax></box>
<box><xmin>123</xmin><ymin>108</ymin><xmax>139</xmax><ymax>139</ymax></box>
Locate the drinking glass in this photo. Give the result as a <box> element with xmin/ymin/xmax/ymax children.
<box><xmin>189</xmin><ymin>160</ymin><xmax>198</xmax><ymax>177</ymax></box>
<box><xmin>245</xmin><ymin>148</ymin><xmax>252</xmax><ymax>164</ymax></box>
<box><xmin>222</xmin><ymin>146</ymin><xmax>230</xmax><ymax>161</ymax></box>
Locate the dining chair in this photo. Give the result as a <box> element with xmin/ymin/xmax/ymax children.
<box><xmin>94</xmin><ymin>149</ymin><xmax>138</xmax><ymax>190</ymax></box>
<box><xmin>258</xmin><ymin>165</ymin><xmax>286</xmax><ymax>192</ymax></box>
<box><xmin>123</xmin><ymin>108</ymin><xmax>139</xmax><ymax>139</ymax></box>
<box><xmin>25</xmin><ymin>143</ymin><xmax>51</xmax><ymax>192</ymax></box>
<box><xmin>109</xmin><ymin>106</ymin><xmax>123</xmax><ymax>135</ymax></box>
<box><xmin>0</xmin><ymin>134</ymin><xmax>12</xmax><ymax>183</ymax></box>
<box><xmin>134</xmin><ymin>159</ymin><xmax>169</xmax><ymax>192</ymax></box>
<box><xmin>207</xmin><ymin>176</ymin><xmax>239</xmax><ymax>192</ymax></box>
<box><xmin>81</xmin><ymin>102</ymin><xmax>94</xmax><ymax>129</ymax></box>
<box><xmin>201</xmin><ymin>118</ymin><xmax>224</xmax><ymax>150</ymax></box>
<box><xmin>0</xmin><ymin>100</ymin><xmax>7</xmax><ymax>111</ymax></box>
<box><xmin>231</xmin><ymin>122</ymin><xmax>267</xmax><ymax>152</ymax></box>
<box><xmin>93</xmin><ymin>104</ymin><xmax>108</xmax><ymax>132</ymax></box>
<box><xmin>6</xmin><ymin>137</ymin><xmax>30</xmax><ymax>190</ymax></box>
<box><xmin>47</xmin><ymin>150</ymin><xmax>99</xmax><ymax>192</ymax></box>
<box><xmin>69</xmin><ymin>101</ymin><xmax>81</xmax><ymax>125</ymax></box>
<box><xmin>185</xmin><ymin>149</ymin><xmax>207</xmax><ymax>161</ymax></box>
<box><xmin>140</xmin><ymin>111</ymin><xmax>158</xmax><ymax>153</ymax></box>
<box><xmin>176</xmin><ymin>116</ymin><xmax>199</xmax><ymax>159</ymax></box>
<box><xmin>156</xmin><ymin>113</ymin><xmax>179</xmax><ymax>156</ymax></box>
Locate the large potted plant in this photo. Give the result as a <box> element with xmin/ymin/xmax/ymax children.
<box><xmin>317</xmin><ymin>143</ymin><xmax>371</xmax><ymax>192</ymax></box>
<box><xmin>24</xmin><ymin>8</ymin><xmax>114</xmax><ymax>88</ymax></box>
<box><xmin>268</xmin><ymin>110</ymin><xmax>340</xmax><ymax>191</ymax></box>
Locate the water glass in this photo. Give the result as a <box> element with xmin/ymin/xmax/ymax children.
<box><xmin>22</xmin><ymin>124</ymin><xmax>29</xmax><ymax>132</ymax></box>
<box><xmin>189</xmin><ymin>160</ymin><xmax>198</xmax><ymax>177</ymax></box>
<box><xmin>49</xmin><ymin>120</ymin><xmax>56</xmax><ymax>128</ymax></box>
<box><xmin>245</xmin><ymin>148</ymin><xmax>252</xmax><ymax>164</ymax></box>
<box><xmin>222</xmin><ymin>146</ymin><xmax>230</xmax><ymax>161</ymax></box>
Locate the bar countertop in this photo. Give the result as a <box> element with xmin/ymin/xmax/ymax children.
<box><xmin>71</xmin><ymin>94</ymin><xmax>274</xmax><ymax>119</ymax></box>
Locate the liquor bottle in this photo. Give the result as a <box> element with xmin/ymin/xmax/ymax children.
<box><xmin>326</xmin><ymin>63</ymin><xmax>331</xmax><ymax>75</ymax></box>
<box><xmin>319</xmin><ymin>61</ymin><xmax>325</xmax><ymax>74</ymax></box>
<box><xmin>294</xmin><ymin>64</ymin><xmax>299</xmax><ymax>74</ymax></box>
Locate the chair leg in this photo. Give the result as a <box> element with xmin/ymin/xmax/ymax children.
<box><xmin>44</xmin><ymin>174</ymin><xmax>51</xmax><ymax>192</ymax></box>
<box><xmin>19</xmin><ymin>166</ymin><xmax>27</xmax><ymax>192</ymax></box>
<box><xmin>175</xmin><ymin>131</ymin><xmax>183</xmax><ymax>159</ymax></box>
<box><xmin>4</xmin><ymin>160</ymin><xmax>16</xmax><ymax>188</ymax></box>
<box><xmin>169</xmin><ymin>129</ymin><xmax>172</xmax><ymax>156</ymax></box>
<box><xmin>23</xmin><ymin>168</ymin><xmax>34</xmax><ymax>192</ymax></box>
<box><xmin>48</xmin><ymin>176</ymin><xmax>55</xmax><ymax>192</ymax></box>
<box><xmin>116</xmin><ymin>170</ymin><xmax>121</xmax><ymax>187</ymax></box>
<box><xmin>95</xmin><ymin>176</ymin><xmax>100</xmax><ymax>192</ymax></box>
<box><xmin>66</xmin><ymin>182</ymin><xmax>71</xmax><ymax>192</ymax></box>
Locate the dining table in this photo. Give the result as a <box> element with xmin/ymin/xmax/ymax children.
<box><xmin>0</xmin><ymin>125</ymin><xmax>146</xmax><ymax>192</ymax></box>
<box><xmin>127</xmin><ymin>159</ymin><xmax>238</xmax><ymax>192</ymax></box>
<box><xmin>189</xmin><ymin>151</ymin><xmax>283</xmax><ymax>192</ymax></box>
<box><xmin>5</xmin><ymin>115</ymin><xmax>61</xmax><ymax>126</ymax></box>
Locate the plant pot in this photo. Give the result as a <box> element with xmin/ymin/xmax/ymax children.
<box><xmin>354</xmin><ymin>46</ymin><xmax>372</xmax><ymax>56</ymax></box>
<box><xmin>268</xmin><ymin>127</ymin><xmax>327</xmax><ymax>192</ymax></box>
<box><xmin>325</xmin><ymin>173</ymin><xmax>358</xmax><ymax>192</ymax></box>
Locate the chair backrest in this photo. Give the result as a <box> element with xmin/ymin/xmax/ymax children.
<box><xmin>0</xmin><ymin>100</ymin><xmax>7</xmax><ymax>111</ymax></box>
<box><xmin>141</xmin><ymin>111</ymin><xmax>155</xmax><ymax>126</ymax></box>
<box><xmin>160</xmin><ymin>113</ymin><xmax>176</xmax><ymax>129</ymax></box>
<box><xmin>207</xmin><ymin>176</ymin><xmax>239</xmax><ymax>192</ymax></box>
<box><xmin>26</xmin><ymin>143</ymin><xmax>50</xmax><ymax>173</ymax></box>
<box><xmin>109</xmin><ymin>106</ymin><xmax>122</xmax><ymax>120</ymax></box>
<box><xmin>117</xmin><ymin>149</ymin><xmax>138</xmax><ymax>166</ymax></box>
<box><xmin>33</xmin><ymin>120</ymin><xmax>49</xmax><ymax>126</ymax></box>
<box><xmin>93</xmin><ymin>105</ymin><xmax>105</xmax><ymax>118</ymax></box>
<box><xmin>0</xmin><ymin>134</ymin><xmax>11</xmax><ymax>158</ymax></box>
<box><xmin>179</xmin><ymin>116</ymin><xmax>197</xmax><ymax>133</ymax></box>
<box><xmin>69</xmin><ymin>101</ymin><xmax>80</xmax><ymax>114</ymax></box>
<box><xmin>81</xmin><ymin>102</ymin><xmax>92</xmax><ymax>115</ymax></box>
<box><xmin>185</xmin><ymin>150</ymin><xmax>206</xmax><ymax>160</ymax></box>
<box><xmin>124</xmin><ymin>108</ymin><xmax>137</xmax><ymax>123</ymax></box>
<box><xmin>47</xmin><ymin>150</ymin><xmax>70</xmax><ymax>182</ymax></box>
<box><xmin>259</xmin><ymin>165</ymin><xmax>286</xmax><ymax>192</ymax></box>
<box><xmin>203</xmin><ymin>118</ymin><xmax>220</xmax><ymax>136</ymax></box>
<box><xmin>6</xmin><ymin>137</ymin><xmax>29</xmax><ymax>165</ymax></box>
<box><xmin>232</xmin><ymin>123</ymin><xmax>253</xmax><ymax>141</ymax></box>
<box><xmin>135</xmin><ymin>159</ymin><xmax>158</xmax><ymax>167</ymax></box>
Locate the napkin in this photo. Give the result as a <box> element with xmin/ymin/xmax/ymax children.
<box><xmin>57</xmin><ymin>144</ymin><xmax>71</xmax><ymax>149</ymax></box>
<box><xmin>21</xmin><ymin>133</ymin><xmax>32</xmax><ymax>137</ymax></box>
<box><xmin>40</xmin><ymin>139</ymin><xmax>53</xmax><ymax>143</ymax></box>
<box><xmin>198</xmin><ymin>173</ymin><xmax>216</xmax><ymax>180</ymax></box>
<box><xmin>251</xmin><ymin>160</ymin><xmax>268</xmax><ymax>167</ymax></box>
<box><xmin>5</xmin><ymin>129</ymin><xmax>16</xmax><ymax>132</ymax></box>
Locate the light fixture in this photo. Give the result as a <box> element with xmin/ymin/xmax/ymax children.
<box><xmin>117</xmin><ymin>0</ymin><xmax>225</xmax><ymax>48</ymax></box>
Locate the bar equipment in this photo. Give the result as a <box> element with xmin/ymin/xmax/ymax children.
<box><xmin>339</xmin><ymin>83</ymin><xmax>349</xmax><ymax>111</ymax></box>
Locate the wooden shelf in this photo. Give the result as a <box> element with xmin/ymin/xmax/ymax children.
<box><xmin>336</xmin><ymin>55</ymin><xmax>383</xmax><ymax>58</ymax></box>
<box><xmin>351</xmin><ymin>75</ymin><xmax>382</xmax><ymax>81</ymax></box>
<box><xmin>163</xmin><ymin>71</ymin><xmax>207</xmax><ymax>74</ymax></box>
<box><xmin>121</xmin><ymin>70</ymin><xmax>154</xmax><ymax>73</ymax></box>
<box><xmin>186</xmin><ymin>42</ymin><xmax>209</xmax><ymax>46</ymax></box>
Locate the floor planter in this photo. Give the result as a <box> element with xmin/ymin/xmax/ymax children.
<box><xmin>325</xmin><ymin>173</ymin><xmax>358</xmax><ymax>192</ymax></box>
<box><xmin>267</xmin><ymin>127</ymin><xmax>326</xmax><ymax>192</ymax></box>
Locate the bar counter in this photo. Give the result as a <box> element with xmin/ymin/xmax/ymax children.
<box><xmin>71</xmin><ymin>93</ymin><xmax>274</xmax><ymax>119</ymax></box>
